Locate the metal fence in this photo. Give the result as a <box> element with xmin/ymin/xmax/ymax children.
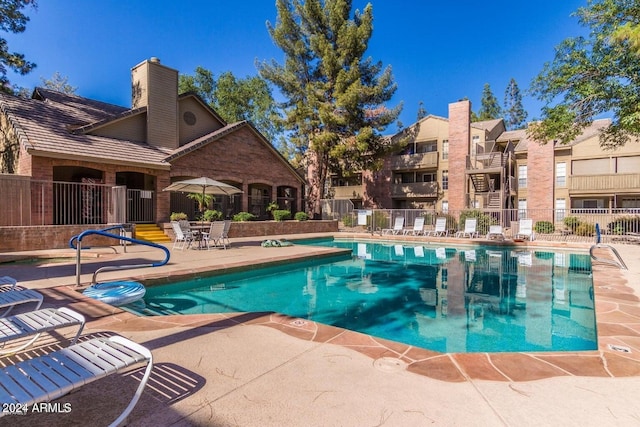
<box><xmin>0</xmin><ymin>178</ymin><xmax>157</xmax><ymax>226</ymax></box>
<box><xmin>335</xmin><ymin>207</ymin><xmax>640</xmax><ymax>244</ymax></box>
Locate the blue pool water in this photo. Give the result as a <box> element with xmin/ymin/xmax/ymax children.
<box><xmin>140</xmin><ymin>239</ymin><xmax>596</xmax><ymax>353</ymax></box>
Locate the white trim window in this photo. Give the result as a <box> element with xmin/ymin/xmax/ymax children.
<box><xmin>518</xmin><ymin>165</ymin><xmax>527</xmax><ymax>189</ymax></box>
<box><xmin>442</xmin><ymin>139</ymin><xmax>449</xmax><ymax>160</ymax></box>
<box><xmin>555</xmin><ymin>198</ymin><xmax>566</xmax><ymax>221</ymax></box>
<box><xmin>556</xmin><ymin>162</ymin><xmax>566</xmax><ymax>187</ymax></box>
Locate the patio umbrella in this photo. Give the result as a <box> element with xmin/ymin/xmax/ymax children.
<box><xmin>163</xmin><ymin>177</ymin><xmax>243</xmax><ymax>223</ymax></box>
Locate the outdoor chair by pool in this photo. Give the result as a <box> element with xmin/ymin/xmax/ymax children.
<box><xmin>403</xmin><ymin>217</ymin><xmax>425</xmax><ymax>236</ymax></box>
<box><xmin>486</xmin><ymin>225</ymin><xmax>506</xmax><ymax>241</ymax></box>
<box><xmin>202</xmin><ymin>221</ymin><xmax>228</xmax><ymax>249</ymax></box>
<box><xmin>381</xmin><ymin>217</ymin><xmax>404</xmax><ymax>235</ymax></box>
<box><xmin>171</xmin><ymin>221</ymin><xmax>194</xmax><ymax>250</ymax></box>
<box><xmin>0</xmin><ymin>335</ymin><xmax>153</xmax><ymax>426</ymax></box>
<box><xmin>424</xmin><ymin>217</ymin><xmax>448</xmax><ymax>237</ymax></box>
<box><xmin>0</xmin><ymin>285</ymin><xmax>43</xmax><ymax>318</ymax></box>
<box><xmin>456</xmin><ymin>218</ymin><xmax>479</xmax><ymax>238</ymax></box>
<box><xmin>514</xmin><ymin>219</ymin><xmax>535</xmax><ymax>241</ymax></box>
<box><xmin>0</xmin><ymin>307</ymin><xmax>85</xmax><ymax>354</ymax></box>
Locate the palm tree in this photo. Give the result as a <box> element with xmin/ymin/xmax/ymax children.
<box><xmin>187</xmin><ymin>193</ymin><xmax>214</xmax><ymax>214</ymax></box>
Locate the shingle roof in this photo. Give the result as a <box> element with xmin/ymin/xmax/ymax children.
<box><xmin>0</xmin><ymin>90</ymin><xmax>171</xmax><ymax>169</ymax></box>
<box><xmin>471</xmin><ymin>118</ymin><xmax>503</xmax><ymax>132</ymax></box>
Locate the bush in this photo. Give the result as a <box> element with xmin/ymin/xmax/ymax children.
<box><xmin>233</xmin><ymin>212</ymin><xmax>256</xmax><ymax>222</ymax></box>
<box><xmin>294</xmin><ymin>211</ymin><xmax>309</xmax><ymax>221</ymax></box>
<box><xmin>607</xmin><ymin>216</ymin><xmax>640</xmax><ymax>234</ymax></box>
<box><xmin>458</xmin><ymin>210</ymin><xmax>494</xmax><ymax>234</ymax></box>
<box><xmin>341</xmin><ymin>214</ymin><xmax>355</xmax><ymax>227</ymax></box>
<box><xmin>170</xmin><ymin>212</ymin><xmax>188</xmax><ymax>221</ymax></box>
<box><xmin>563</xmin><ymin>216</ymin><xmax>581</xmax><ymax>232</ymax></box>
<box><xmin>272</xmin><ymin>209</ymin><xmax>291</xmax><ymax>221</ymax></box>
<box><xmin>575</xmin><ymin>222</ymin><xmax>596</xmax><ymax>237</ymax></box>
<box><xmin>534</xmin><ymin>220</ymin><xmax>555</xmax><ymax>234</ymax></box>
<box><xmin>203</xmin><ymin>209</ymin><xmax>223</xmax><ymax>222</ymax></box>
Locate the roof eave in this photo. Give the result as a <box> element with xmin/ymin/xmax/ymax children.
<box><xmin>26</xmin><ymin>148</ymin><xmax>171</xmax><ymax>170</ymax></box>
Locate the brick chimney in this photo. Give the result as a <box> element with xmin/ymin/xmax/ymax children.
<box><xmin>131</xmin><ymin>57</ymin><xmax>179</xmax><ymax>149</ymax></box>
<box><xmin>448</xmin><ymin>100</ymin><xmax>471</xmax><ymax>212</ymax></box>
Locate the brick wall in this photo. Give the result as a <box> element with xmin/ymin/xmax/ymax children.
<box><xmin>527</xmin><ymin>139</ymin><xmax>555</xmax><ymax>222</ymax></box>
<box><xmin>448</xmin><ymin>100</ymin><xmax>471</xmax><ymax>212</ymax></box>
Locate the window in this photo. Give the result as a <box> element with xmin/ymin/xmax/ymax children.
<box><xmin>518</xmin><ymin>199</ymin><xmax>527</xmax><ymax>217</ymax></box>
<box><xmin>556</xmin><ymin>162</ymin><xmax>566</xmax><ymax>187</ymax></box>
<box><xmin>555</xmin><ymin>198</ymin><xmax>566</xmax><ymax>221</ymax></box>
<box><xmin>442</xmin><ymin>140</ymin><xmax>449</xmax><ymax>160</ymax></box>
<box><xmin>442</xmin><ymin>170</ymin><xmax>448</xmax><ymax>190</ymax></box>
<box><xmin>472</xmin><ymin>135</ymin><xmax>481</xmax><ymax>155</ymax></box>
<box><xmin>442</xmin><ymin>200</ymin><xmax>449</xmax><ymax>213</ymax></box>
<box><xmin>518</xmin><ymin>165</ymin><xmax>527</xmax><ymax>189</ymax></box>
<box><xmin>421</xmin><ymin>173</ymin><xmax>437</xmax><ymax>182</ymax></box>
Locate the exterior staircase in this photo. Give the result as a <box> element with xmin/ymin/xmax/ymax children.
<box><xmin>134</xmin><ymin>223</ymin><xmax>171</xmax><ymax>243</ymax></box>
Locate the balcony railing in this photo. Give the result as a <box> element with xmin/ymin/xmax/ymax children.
<box><xmin>391</xmin><ymin>182</ymin><xmax>439</xmax><ymax>198</ymax></box>
<box><xmin>569</xmin><ymin>173</ymin><xmax>640</xmax><ymax>193</ymax></box>
<box><xmin>389</xmin><ymin>152</ymin><xmax>438</xmax><ymax>170</ymax></box>
<box><xmin>331</xmin><ymin>185</ymin><xmax>364</xmax><ymax>199</ymax></box>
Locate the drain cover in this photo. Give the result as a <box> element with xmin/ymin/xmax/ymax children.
<box><xmin>373</xmin><ymin>357</ymin><xmax>407</xmax><ymax>373</ymax></box>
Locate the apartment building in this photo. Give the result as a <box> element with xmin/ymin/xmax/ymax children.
<box><xmin>328</xmin><ymin>100</ymin><xmax>640</xmax><ymax>220</ymax></box>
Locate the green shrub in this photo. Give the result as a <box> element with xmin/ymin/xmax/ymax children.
<box><xmin>170</xmin><ymin>212</ymin><xmax>188</xmax><ymax>221</ymax></box>
<box><xmin>607</xmin><ymin>216</ymin><xmax>640</xmax><ymax>234</ymax></box>
<box><xmin>203</xmin><ymin>209</ymin><xmax>223</xmax><ymax>222</ymax></box>
<box><xmin>233</xmin><ymin>212</ymin><xmax>256</xmax><ymax>222</ymax></box>
<box><xmin>294</xmin><ymin>211</ymin><xmax>309</xmax><ymax>221</ymax></box>
<box><xmin>575</xmin><ymin>222</ymin><xmax>595</xmax><ymax>236</ymax></box>
<box><xmin>369</xmin><ymin>212</ymin><xmax>391</xmax><ymax>231</ymax></box>
<box><xmin>341</xmin><ymin>214</ymin><xmax>355</xmax><ymax>227</ymax></box>
<box><xmin>534</xmin><ymin>220</ymin><xmax>555</xmax><ymax>234</ymax></box>
<box><xmin>272</xmin><ymin>209</ymin><xmax>291</xmax><ymax>221</ymax></box>
<box><xmin>563</xmin><ymin>216</ymin><xmax>581</xmax><ymax>232</ymax></box>
<box><xmin>458</xmin><ymin>210</ymin><xmax>494</xmax><ymax>234</ymax></box>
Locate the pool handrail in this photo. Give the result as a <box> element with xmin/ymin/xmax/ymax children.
<box><xmin>73</xmin><ymin>229</ymin><xmax>170</xmax><ymax>287</ymax></box>
<box><xmin>69</xmin><ymin>224</ymin><xmax>129</xmax><ymax>253</ymax></box>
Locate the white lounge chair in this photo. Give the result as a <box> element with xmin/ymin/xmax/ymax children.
<box><xmin>171</xmin><ymin>221</ymin><xmax>194</xmax><ymax>250</ymax></box>
<box><xmin>456</xmin><ymin>218</ymin><xmax>479</xmax><ymax>238</ymax></box>
<box><xmin>0</xmin><ymin>307</ymin><xmax>85</xmax><ymax>354</ymax></box>
<box><xmin>0</xmin><ymin>335</ymin><xmax>153</xmax><ymax>426</ymax></box>
<box><xmin>202</xmin><ymin>221</ymin><xmax>228</xmax><ymax>249</ymax></box>
<box><xmin>486</xmin><ymin>225</ymin><xmax>506</xmax><ymax>241</ymax></box>
<box><xmin>0</xmin><ymin>288</ymin><xmax>43</xmax><ymax>318</ymax></box>
<box><xmin>381</xmin><ymin>217</ymin><xmax>404</xmax><ymax>235</ymax></box>
<box><xmin>514</xmin><ymin>219</ymin><xmax>535</xmax><ymax>241</ymax></box>
<box><xmin>424</xmin><ymin>217</ymin><xmax>448</xmax><ymax>237</ymax></box>
<box><xmin>404</xmin><ymin>217</ymin><xmax>425</xmax><ymax>235</ymax></box>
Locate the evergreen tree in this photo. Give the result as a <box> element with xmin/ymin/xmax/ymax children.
<box><xmin>0</xmin><ymin>0</ymin><xmax>36</xmax><ymax>94</ymax></box>
<box><xmin>41</xmin><ymin>72</ymin><xmax>77</xmax><ymax>94</ymax></box>
<box><xmin>258</xmin><ymin>0</ymin><xmax>402</xmax><ymax>215</ymax></box>
<box><xmin>477</xmin><ymin>83</ymin><xmax>501</xmax><ymax>121</ymax></box>
<box><xmin>503</xmin><ymin>78</ymin><xmax>527</xmax><ymax>130</ymax></box>
<box><xmin>416</xmin><ymin>101</ymin><xmax>427</xmax><ymax>120</ymax></box>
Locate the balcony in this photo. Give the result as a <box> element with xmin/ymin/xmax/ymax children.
<box><xmin>390</xmin><ymin>152</ymin><xmax>438</xmax><ymax>170</ymax></box>
<box><xmin>569</xmin><ymin>174</ymin><xmax>640</xmax><ymax>194</ymax></box>
<box><xmin>391</xmin><ymin>182</ymin><xmax>439</xmax><ymax>198</ymax></box>
<box><xmin>331</xmin><ymin>185</ymin><xmax>364</xmax><ymax>199</ymax></box>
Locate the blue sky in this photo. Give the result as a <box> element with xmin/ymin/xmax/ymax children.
<box><xmin>5</xmin><ymin>1</ymin><xmax>587</xmax><ymax>132</ymax></box>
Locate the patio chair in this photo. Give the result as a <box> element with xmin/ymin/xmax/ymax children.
<box><xmin>202</xmin><ymin>221</ymin><xmax>228</xmax><ymax>249</ymax></box>
<box><xmin>514</xmin><ymin>219</ymin><xmax>535</xmax><ymax>241</ymax></box>
<box><xmin>456</xmin><ymin>218</ymin><xmax>479</xmax><ymax>238</ymax></box>
<box><xmin>486</xmin><ymin>225</ymin><xmax>506</xmax><ymax>241</ymax></box>
<box><xmin>381</xmin><ymin>217</ymin><xmax>404</xmax><ymax>235</ymax></box>
<box><xmin>171</xmin><ymin>221</ymin><xmax>194</xmax><ymax>250</ymax></box>
<box><xmin>0</xmin><ymin>307</ymin><xmax>85</xmax><ymax>355</ymax></box>
<box><xmin>221</xmin><ymin>220</ymin><xmax>231</xmax><ymax>247</ymax></box>
<box><xmin>403</xmin><ymin>217</ymin><xmax>425</xmax><ymax>236</ymax></box>
<box><xmin>424</xmin><ymin>217</ymin><xmax>448</xmax><ymax>237</ymax></box>
<box><xmin>0</xmin><ymin>288</ymin><xmax>43</xmax><ymax>318</ymax></box>
<box><xmin>0</xmin><ymin>335</ymin><xmax>153</xmax><ymax>426</ymax></box>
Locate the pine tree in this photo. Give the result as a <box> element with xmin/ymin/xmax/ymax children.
<box><xmin>416</xmin><ymin>101</ymin><xmax>427</xmax><ymax>120</ymax></box>
<box><xmin>503</xmin><ymin>78</ymin><xmax>527</xmax><ymax>130</ymax></box>
<box><xmin>258</xmin><ymin>0</ymin><xmax>402</xmax><ymax>215</ymax></box>
<box><xmin>477</xmin><ymin>83</ymin><xmax>502</xmax><ymax>121</ymax></box>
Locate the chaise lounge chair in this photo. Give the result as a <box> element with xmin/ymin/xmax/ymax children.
<box><xmin>456</xmin><ymin>218</ymin><xmax>479</xmax><ymax>238</ymax></box>
<box><xmin>514</xmin><ymin>219</ymin><xmax>535</xmax><ymax>241</ymax></box>
<box><xmin>381</xmin><ymin>217</ymin><xmax>405</xmax><ymax>235</ymax></box>
<box><xmin>0</xmin><ymin>280</ymin><xmax>44</xmax><ymax>318</ymax></box>
<box><xmin>0</xmin><ymin>307</ymin><xmax>85</xmax><ymax>355</ymax></box>
<box><xmin>403</xmin><ymin>217</ymin><xmax>425</xmax><ymax>236</ymax></box>
<box><xmin>486</xmin><ymin>225</ymin><xmax>506</xmax><ymax>241</ymax></box>
<box><xmin>424</xmin><ymin>217</ymin><xmax>448</xmax><ymax>237</ymax></box>
<box><xmin>0</xmin><ymin>335</ymin><xmax>153</xmax><ymax>426</ymax></box>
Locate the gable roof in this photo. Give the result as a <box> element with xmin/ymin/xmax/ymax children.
<box><xmin>0</xmin><ymin>90</ymin><xmax>171</xmax><ymax>169</ymax></box>
<box><xmin>166</xmin><ymin>120</ymin><xmax>305</xmax><ymax>183</ymax></box>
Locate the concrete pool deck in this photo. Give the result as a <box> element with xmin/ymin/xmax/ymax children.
<box><xmin>1</xmin><ymin>233</ymin><xmax>640</xmax><ymax>426</ymax></box>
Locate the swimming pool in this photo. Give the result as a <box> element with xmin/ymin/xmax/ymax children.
<box><xmin>140</xmin><ymin>239</ymin><xmax>596</xmax><ymax>353</ymax></box>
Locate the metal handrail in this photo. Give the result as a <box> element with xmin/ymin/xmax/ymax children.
<box><xmin>72</xmin><ymin>229</ymin><xmax>170</xmax><ymax>287</ymax></box>
<box><xmin>590</xmin><ymin>244</ymin><xmax>628</xmax><ymax>270</ymax></box>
